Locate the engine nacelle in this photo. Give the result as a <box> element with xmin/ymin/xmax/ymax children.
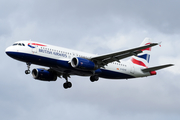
<box><xmin>32</xmin><ymin>68</ymin><xmax>57</xmax><ymax>81</ymax></box>
<box><xmin>71</xmin><ymin>57</ymin><xmax>98</xmax><ymax>71</ymax></box>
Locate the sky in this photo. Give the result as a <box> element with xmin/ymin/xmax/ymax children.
<box><xmin>1</xmin><ymin>0</ymin><xmax>180</xmax><ymax>120</ymax></box>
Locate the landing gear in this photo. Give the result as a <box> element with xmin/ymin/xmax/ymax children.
<box><xmin>25</xmin><ymin>62</ymin><xmax>31</xmax><ymax>74</ymax></box>
<box><xmin>25</xmin><ymin>70</ymin><xmax>30</xmax><ymax>74</ymax></box>
<box><xmin>62</xmin><ymin>74</ymin><xmax>72</xmax><ymax>89</ymax></box>
<box><xmin>90</xmin><ymin>75</ymin><xmax>99</xmax><ymax>82</ymax></box>
<box><xmin>63</xmin><ymin>82</ymin><xmax>72</xmax><ymax>89</ymax></box>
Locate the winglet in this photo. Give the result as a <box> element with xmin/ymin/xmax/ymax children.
<box><xmin>158</xmin><ymin>42</ymin><xmax>162</xmax><ymax>47</ymax></box>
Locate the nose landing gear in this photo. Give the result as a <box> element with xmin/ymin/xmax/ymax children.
<box><xmin>25</xmin><ymin>62</ymin><xmax>31</xmax><ymax>74</ymax></box>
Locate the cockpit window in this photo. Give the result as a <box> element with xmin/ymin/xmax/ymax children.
<box><xmin>13</xmin><ymin>43</ymin><xmax>18</xmax><ymax>46</ymax></box>
<box><xmin>13</xmin><ymin>43</ymin><xmax>25</xmax><ymax>46</ymax></box>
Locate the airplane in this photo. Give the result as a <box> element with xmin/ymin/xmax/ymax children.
<box><xmin>5</xmin><ymin>38</ymin><xmax>173</xmax><ymax>89</ymax></box>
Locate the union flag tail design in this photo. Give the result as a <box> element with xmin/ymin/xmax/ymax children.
<box><xmin>131</xmin><ymin>38</ymin><xmax>152</xmax><ymax>68</ymax></box>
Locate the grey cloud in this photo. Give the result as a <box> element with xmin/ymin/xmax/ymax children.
<box><xmin>3</xmin><ymin>0</ymin><xmax>180</xmax><ymax>41</ymax></box>
<box><xmin>1</xmin><ymin>0</ymin><xmax>180</xmax><ymax>120</ymax></box>
<box><xmin>26</xmin><ymin>0</ymin><xmax>180</xmax><ymax>34</ymax></box>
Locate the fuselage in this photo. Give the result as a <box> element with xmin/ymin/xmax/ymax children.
<box><xmin>5</xmin><ymin>41</ymin><xmax>151</xmax><ymax>79</ymax></box>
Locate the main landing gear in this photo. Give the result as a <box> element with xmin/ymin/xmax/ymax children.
<box><xmin>62</xmin><ymin>74</ymin><xmax>72</xmax><ymax>89</ymax></box>
<box><xmin>90</xmin><ymin>75</ymin><xmax>99</xmax><ymax>82</ymax></box>
<box><xmin>62</xmin><ymin>75</ymin><xmax>99</xmax><ymax>89</ymax></box>
<box><xmin>25</xmin><ymin>62</ymin><xmax>31</xmax><ymax>74</ymax></box>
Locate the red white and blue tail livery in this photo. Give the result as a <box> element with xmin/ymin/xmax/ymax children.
<box><xmin>5</xmin><ymin>38</ymin><xmax>173</xmax><ymax>89</ymax></box>
<box><xmin>131</xmin><ymin>38</ymin><xmax>151</xmax><ymax>68</ymax></box>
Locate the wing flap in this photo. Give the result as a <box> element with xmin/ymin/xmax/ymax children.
<box><xmin>142</xmin><ymin>64</ymin><xmax>174</xmax><ymax>72</ymax></box>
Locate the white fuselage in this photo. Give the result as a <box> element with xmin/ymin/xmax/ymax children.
<box><xmin>6</xmin><ymin>41</ymin><xmax>151</xmax><ymax>79</ymax></box>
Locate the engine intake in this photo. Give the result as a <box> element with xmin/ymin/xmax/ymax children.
<box><xmin>71</xmin><ymin>57</ymin><xmax>98</xmax><ymax>71</ymax></box>
<box><xmin>32</xmin><ymin>68</ymin><xmax>57</xmax><ymax>81</ymax></box>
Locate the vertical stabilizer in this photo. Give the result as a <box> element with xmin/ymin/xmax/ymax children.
<box><xmin>131</xmin><ymin>38</ymin><xmax>152</xmax><ymax>68</ymax></box>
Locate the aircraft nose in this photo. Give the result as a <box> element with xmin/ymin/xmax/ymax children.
<box><xmin>5</xmin><ymin>46</ymin><xmax>14</xmax><ymax>57</ymax></box>
<box><xmin>5</xmin><ymin>47</ymin><xmax>11</xmax><ymax>55</ymax></box>
<box><xmin>5</xmin><ymin>45</ymin><xmax>26</xmax><ymax>60</ymax></box>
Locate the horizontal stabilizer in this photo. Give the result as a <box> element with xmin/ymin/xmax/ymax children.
<box><xmin>142</xmin><ymin>64</ymin><xmax>174</xmax><ymax>72</ymax></box>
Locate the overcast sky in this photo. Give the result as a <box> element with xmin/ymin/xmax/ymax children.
<box><xmin>1</xmin><ymin>0</ymin><xmax>180</xmax><ymax>120</ymax></box>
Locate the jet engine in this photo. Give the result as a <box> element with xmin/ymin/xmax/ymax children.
<box><xmin>32</xmin><ymin>68</ymin><xmax>57</xmax><ymax>81</ymax></box>
<box><xmin>71</xmin><ymin>57</ymin><xmax>98</xmax><ymax>71</ymax></box>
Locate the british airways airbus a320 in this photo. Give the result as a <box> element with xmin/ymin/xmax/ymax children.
<box><xmin>5</xmin><ymin>38</ymin><xmax>173</xmax><ymax>89</ymax></box>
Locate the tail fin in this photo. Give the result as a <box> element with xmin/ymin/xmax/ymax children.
<box><xmin>131</xmin><ymin>38</ymin><xmax>152</xmax><ymax>68</ymax></box>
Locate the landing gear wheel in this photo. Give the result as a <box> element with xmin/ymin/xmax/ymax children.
<box><xmin>63</xmin><ymin>82</ymin><xmax>72</xmax><ymax>89</ymax></box>
<box><xmin>62</xmin><ymin>74</ymin><xmax>72</xmax><ymax>89</ymax></box>
<box><xmin>25</xmin><ymin>70</ymin><xmax>30</xmax><ymax>74</ymax></box>
<box><xmin>90</xmin><ymin>76</ymin><xmax>95</xmax><ymax>82</ymax></box>
<box><xmin>90</xmin><ymin>75</ymin><xmax>99</xmax><ymax>82</ymax></box>
<box><xmin>67</xmin><ymin>82</ymin><xmax>72</xmax><ymax>88</ymax></box>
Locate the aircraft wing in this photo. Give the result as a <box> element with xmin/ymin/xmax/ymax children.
<box><xmin>141</xmin><ymin>64</ymin><xmax>174</xmax><ymax>72</ymax></box>
<box><xmin>91</xmin><ymin>43</ymin><xmax>158</xmax><ymax>67</ymax></box>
